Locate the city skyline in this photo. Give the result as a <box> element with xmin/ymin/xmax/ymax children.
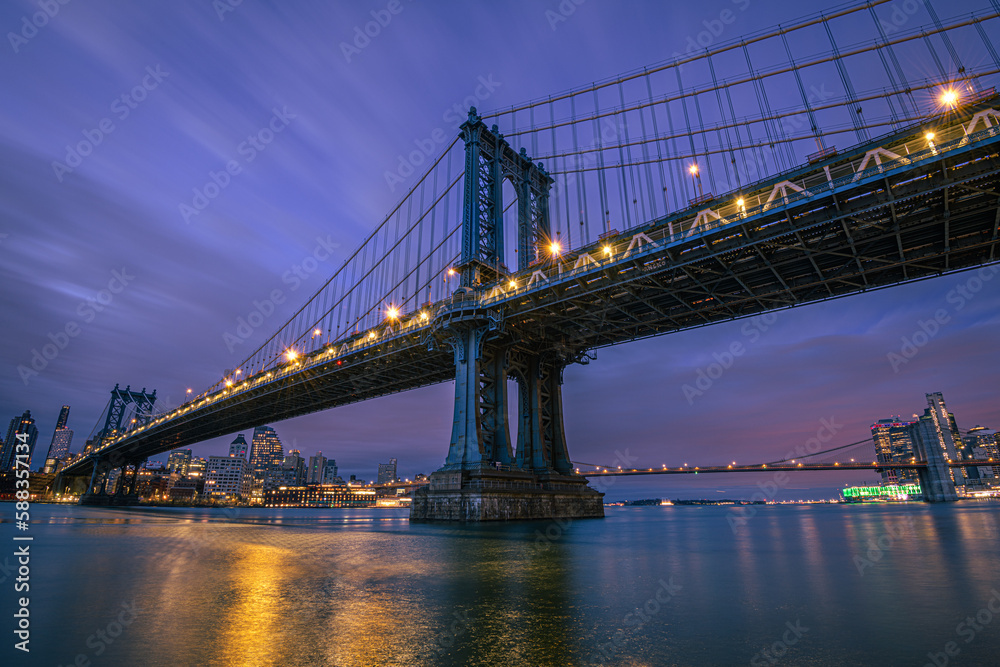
<box><xmin>0</xmin><ymin>0</ymin><xmax>997</xmax><ymax>500</ymax></box>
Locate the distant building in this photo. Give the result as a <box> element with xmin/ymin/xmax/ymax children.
<box><xmin>870</xmin><ymin>417</ymin><xmax>918</xmax><ymax>484</ymax></box>
<box><xmin>204</xmin><ymin>452</ymin><xmax>251</xmax><ymax>499</ymax></box>
<box><xmin>308</xmin><ymin>453</ymin><xmax>327</xmax><ymax>484</ymax></box>
<box><xmin>43</xmin><ymin>428</ymin><xmax>74</xmax><ymax>473</ymax></box>
<box><xmin>188</xmin><ymin>457</ymin><xmax>207</xmax><ymax>480</ymax></box>
<box><xmin>167</xmin><ymin>449</ymin><xmax>193</xmax><ymax>476</ymax></box>
<box><xmin>229</xmin><ymin>434</ymin><xmax>249</xmax><ymax>459</ymax></box>
<box><xmin>2</xmin><ymin>411</ymin><xmax>39</xmax><ymax>471</ymax></box>
<box><xmin>323</xmin><ymin>459</ymin><xmax>340</xmax><ymax>484</ymax></box>
<box><xmin>964</xmin><ymin>426</ymin><xmax>1000</xmax><ymax>479</ymax></box>
<box><xmin>914</xmin><ymin>392</ymin><xmax>974</xmax><ymax>485</ymax></box>
<box><xmin>54</xmin><ymin>405</ymin><xmax>70</xmax><ymax>430</ymax></box>
<box><xmin>272</xmin><ymin>451</ymin><xmax>306</xmax><ymax>487</ymax></box>
<box><xmin>249</xmin><ymin>426</ymin><xmax>284</xmax><ymax>482</ymax></box>
<box><xmin>377</xmin><ymin>458</ymin><xmax>398</xmax><ymax>484</ymax></box>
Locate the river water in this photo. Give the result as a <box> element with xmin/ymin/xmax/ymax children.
<box><xmin>2</xmin><ymin>502</ymin><xmax>999</xmax><ymax>666</ymax></box>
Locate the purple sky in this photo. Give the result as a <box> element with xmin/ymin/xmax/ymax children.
<box><xmin>1</xmin><ymin>0</ymin><xmax>998</xmax><ymax>500</ymax></box>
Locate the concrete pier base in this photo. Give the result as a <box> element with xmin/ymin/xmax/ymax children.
<box><xmin>410</xmin><ymin>468</ymin><xmax>604</xmax><ymax>522</ymax></box>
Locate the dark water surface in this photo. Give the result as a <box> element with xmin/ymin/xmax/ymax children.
<box><xmin>2</xmin><ymin>502</ymin><xmax>999</xmax><ymax>666</ymax></box>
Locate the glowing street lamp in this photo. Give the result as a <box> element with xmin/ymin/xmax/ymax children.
<box><xmin>602</xmin><ymin>245</ymin><xmax>612</xmax><ymax>257</ymax></box>
<box><xmin>386</xmin><ymin>305</ymin><xmax>400</xmax><ymax>320</ymax></box>
<box><xmin>940</xmin><ymin>88</ymin><xmax>958</xmax><ymax>108</ymax></box>
<box><xmin>312</xmin><ymin>328</ymin><xmax>322</xmax><ymax>337</ymax></box>
<box><xmin>689</xmin><ymin>162</ymin><xmax>704</xmax><ymax>199</ymax></box>
<box><xmin>285</xmin><ymin>349</ymin><xmax>298</xmax><ymax>362</ymax></box>
<box><xmin>549</xmin><ymin>240</ymin><xmax>562</xmax><ymax>256</ymax></box>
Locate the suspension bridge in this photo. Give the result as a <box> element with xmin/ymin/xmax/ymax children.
<box><xmin>58</xmin><ymin>1</ymin><xmax>1000</xmax><ymax>519</ymax></box>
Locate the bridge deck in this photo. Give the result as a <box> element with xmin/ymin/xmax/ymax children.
<box><xmin>63</xmin><ymin>99</ymin><xmax>1000</xmax><ymax>476</ymax></box>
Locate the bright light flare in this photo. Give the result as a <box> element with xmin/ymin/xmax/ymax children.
<box><xmin>447</xmin><ymin>268</ymin><xmax>456</xmax><ymax>276</ymax></box>
<box><xmin>549</xmin><ymin>241</ymin><xmax>562</xmax><ymax>255</ymax></box>
<box><xmin>688</xmin><ymin>163</ymin><xmax>699</xmax><ymax>175</ymax></box>
<box><xmin>419</xmin><ymin>311</ymin><xmax>429</xmax><ymax>321</ymax></box>
<box><xmin>736</xmin><ymin>198</ymin><xmax>745</xmax><ymax>208</ymax></box>
<box><xmin>285</xmin><ymin>349</ymin><xmax>298</xmax><ymax>361</ymax></box>
<box><xmin>508</xmin><ymin>280</ymin><xmax>517</xmax><ymax>288</ymax></box>
<box><xmin>313</xmin><ymin>328</ymin><xmax>322</xmax><ymax>337</ymax></box>
<box><xmin>386</xmin><ymin>306</ymin><xmax>400</xmax><ymax>320</ymax></box>
<box><xmin>925</xmin><ymin>132</ymin><xmax>935</xmax><ymax>141</ymax></box>
<box><xmin>602</xmin><ymin>245</ymin><xmax>612</xmax><ymax>256</ymax></box>
<box><xmin>940</xmin><ymin>88</ymin><xmax>958</xmax><ymax>107</ymax></box>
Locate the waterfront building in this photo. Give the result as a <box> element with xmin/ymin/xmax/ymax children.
<box><xmin>870</xmin><ymin>417</ymin><xmax>918</xmax><ymax>485</ymax></box>
<box><xmin>263</xmin><ymin>484</ymin><xmax>377</xmax><ymax>508</ymax></box>
<box><xmin>377</xmin><ymin>458</ymin><xmax>398</xmax><ymax>484</ymax></box>
<box><xmin>842</xmin><ymin>484</ymin><xmax>922</xmax><ymax>502</ymax></box>
<box><xmin>204</xmin><ymin>452</ymin><xmax>251</xmax><ymax>499</ymax></box>
<box><xmin>2</xmin><ymin>410</ymin><xmax>39</xmax><ymax>471</ymax></box>
<box><xmin>44</xmin><ymin>428</ymin><xmax>74</xmax><ymax>473</ymax></box>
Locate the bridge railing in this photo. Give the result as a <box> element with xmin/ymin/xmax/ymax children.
<box><xmin>477</xmin><ymin>106</ymin><xmax>1000</xmax><ymax>308</ymax></box>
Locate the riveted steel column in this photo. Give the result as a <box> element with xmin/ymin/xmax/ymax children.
<box><xmin>443</xmin><ymin>326</ymin><xmax>487</xmax><ymax>470</ymax></box>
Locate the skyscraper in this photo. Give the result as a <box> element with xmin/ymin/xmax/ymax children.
<box><xmin>43</xmin><ymin>429</ymin><xmax>74</xmax><ymax>473</ymax></box>
<box><xmin>870</xmin><ymin>417</ymin><xmax>918</xmax><ymax>484</ymax></box>
<box><xmin>54</xmin><ymin>405</ymin><xmax>70</xmax><ymax>430</ymax></box>
<box><xmin>229</xmin><ymin>434</ymin><xmax>249</xmax><ymax>459</ymax></box>
<box><xmin>2</xmin><ymin>411</ymin><xmax>39</xmax><ymax>471</ymax></box>
<box><xmin>377</xmin><ymin>458</ymin><xmax>398</xmax><ymax>484</ymax></box>
<box><xmin>308</xmin><ymin>452</ymin><xmax>327</xmax><ymax>484</ymax></box>
<box><xmin>249</xmin><ymin>425</ymin><xmax>284</xmax><ymax>481</ymax></box>
<box><xmin>921</xmin><ymin>392</ymin><xmax>970</xmax><ymax>485</ymax></box>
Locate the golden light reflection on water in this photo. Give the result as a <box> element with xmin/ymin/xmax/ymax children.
<box><xmin>215</xmin><ymin>541</ymin><xmax>295</xmax><ymax>667</ymax></box>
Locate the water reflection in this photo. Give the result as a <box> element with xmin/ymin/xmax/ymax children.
<box><xmin>12</xmin><ymin>503</ymin><xmax>1000</xmax><ymax>666</ymax></box>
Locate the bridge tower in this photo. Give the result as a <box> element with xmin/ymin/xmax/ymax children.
<box><xmin>63</xmin><ymin>384</ymin><xmax>153</xmax><ymax>506</ymax></box>
<box><xmin>411</xmin><ymin>109</ymin><xmax>604</xmax><ymax>522</ymax></box>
